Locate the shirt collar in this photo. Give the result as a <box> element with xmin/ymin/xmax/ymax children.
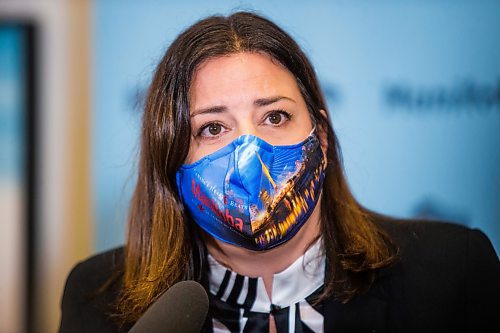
<box><xmin>207</xmin><ymin>238</ymin><xmax>325</xmax><ymax>313</ymax></box>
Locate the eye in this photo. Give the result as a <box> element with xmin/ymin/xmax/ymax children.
<box><xmin>264</xmin><ymin>110</ymin><xmax>292</xmax><ymax>126</ymax></box>
<box><xmin>268</xmin><ymin>113</ymin><xmax>282</xmax><ymax>124</ymax></box>
<box><xmin>197</xmin><ymin>122</ymin><xmax>228</xmax><ymax>138</ymax></box>
<box><xmin>207</xmin><ymin>123</ymin><xmax>222</xmax><ymax>135</ymax></box>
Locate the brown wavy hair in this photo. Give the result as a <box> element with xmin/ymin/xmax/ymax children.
<box><xmin>117</xmin><ymin>11</ymin><xmax>396</xmax><ymax>325</ymax></box>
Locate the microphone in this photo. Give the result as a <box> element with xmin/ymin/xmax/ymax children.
<box><xmin>129</xmin><ymin>280</ymin><xmax>209</xmax><ymax>333</ymax></box>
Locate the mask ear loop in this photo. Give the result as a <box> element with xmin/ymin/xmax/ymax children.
<box><xmin>309</xmin><ymin>115</ymin><xmax>317</xmax><ymax>136</ymax></box>
<box><xmin>308</xmin><ymin>126</ymin><xmax>316</xmax><ymax>137</ymax></box>
<box><xmin>309</xmin><ymin>113</ymin><xmax>322</xmax><ymax>138</ymax></box>
<box><xmin>309</xmin><ymin>118</ymin><xmax>328</xmax><ymax>166</ymax></box>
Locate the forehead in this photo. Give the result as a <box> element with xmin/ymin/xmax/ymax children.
<box><xmin>189</xmin><ymin>52</ymin><xmax>303</xmax><ymax>108</ymax></box>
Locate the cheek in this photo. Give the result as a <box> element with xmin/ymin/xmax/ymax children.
<box><xmin>184</xmin><ymin>140</ymin><xmax>216</xmax><ymax>165</ymax></box>
<box><xmin>184</xmin><ymin>140</ymin><xmax>198</xmax><ymax>165</ymax></box>
<box><xmin>294</xmin><ymin>112</ymin><xmax>314</xmax><ymax>135</ymax></box>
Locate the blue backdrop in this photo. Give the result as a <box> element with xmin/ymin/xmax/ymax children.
<box><xmin>92</xmin><ymin>0</ymin><xmax>500</xmax><ymax>254</ymax></box>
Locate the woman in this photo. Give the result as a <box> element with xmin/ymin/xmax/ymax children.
<box><xmin>59</xmin><ymin>11</ymin><xmax>500</xmax><ymax>333</ymax></box>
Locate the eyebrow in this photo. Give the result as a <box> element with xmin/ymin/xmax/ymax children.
<box><xmin>190</xmin><ymin>105</ymin><xmax>227</xmax><ymax>117</ymax></box>
<box><xmin>190</xmin><ymin>96</ymin><xmax>295</xmax><ymax>117</ymax></box>
<box><xmin>254</xmin><ymin>96</ymin><xmax>295</xmax><ymax>107</ymax></box>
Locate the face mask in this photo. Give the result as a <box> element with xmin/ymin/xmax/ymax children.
<box><xmin>176</xmin><ymin>130</ymin><xmax>327</xmax><ymax>251</ymax></box>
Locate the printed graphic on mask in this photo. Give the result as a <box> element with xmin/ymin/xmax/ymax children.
<box><xmin>176</xmin><ymin>132</ymin><xmax>326</xmax><ymax>251</ymax></box>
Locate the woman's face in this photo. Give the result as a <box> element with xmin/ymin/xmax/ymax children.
<box><xmin>186</xmin><ymin>52</ymin><xmax>314</xmax><ymax>164</ymax></box>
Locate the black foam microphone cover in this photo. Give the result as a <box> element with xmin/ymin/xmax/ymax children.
<box><xmin>128</xmin><ymin>280</ymin><xmax>209</xmax><ymax>333</ymax></box>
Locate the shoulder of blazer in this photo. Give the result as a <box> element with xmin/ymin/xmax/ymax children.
<box><xmin>324</xmin><ymin>214</ymin><xmax>500</xmax><ymax>332</ymax></box>
<box><xmin>59</xmin><ymin>247</ymin><xmax>125</xmax><ymax>333</ymax></box>
<box><xmin>370</xmin><ymin>213</ymin><xmax>498</xmax><ymax>266</ymax></box>
<box><xmin>66</xmin><ymin>246</ymin><xmax>125</xmax><ymax>300</ymax></box>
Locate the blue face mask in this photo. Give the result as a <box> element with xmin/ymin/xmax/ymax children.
<box><xmin>176</xmin><ymin>130</ymin><xmax>327</xmax><ymax>251</ymax></box>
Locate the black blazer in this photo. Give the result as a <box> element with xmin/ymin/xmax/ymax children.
<box><xmin>59</xmin><ymin>216</ymin><xmax>500</xmax><ymax>333</ymax></box>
